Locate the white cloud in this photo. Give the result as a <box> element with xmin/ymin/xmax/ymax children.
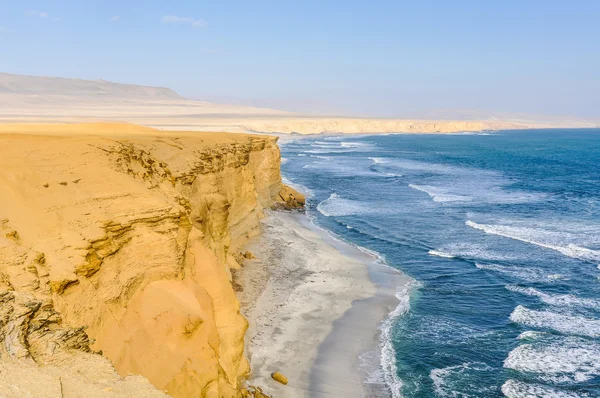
<box><xmin>26</xmin><ymin>10</ymin><xmax>49</xmax><ymax>18</ymax></box>
<box><xmin>161</xmin><ymin>15</ymin><xmax>205</xmax><ymax>27</ymax></box>
<box><xmin>111</xmin><ymin>16</ymin><xmax>121</xmax><ymax>21</ymax></box>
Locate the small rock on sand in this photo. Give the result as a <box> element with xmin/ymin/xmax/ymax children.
<box><xmin>271</xmin><ymin>372</ymin><xmax>288</xmax><ymax>385</ymax></box>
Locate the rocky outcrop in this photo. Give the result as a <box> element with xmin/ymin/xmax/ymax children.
<box><xmin>0</xmin><ymin>123</ymin><xmax>295</xmax><ymax>397</ymax></box>
<box><xmin>276</xmin><ymin>185</ymin><xmax>306</xmax><ymax>210</ymax></box>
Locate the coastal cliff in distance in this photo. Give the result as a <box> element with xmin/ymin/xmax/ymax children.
<box><xmin>0</xmin><ymin>123</ymin><xmax>299</xmax><ymax>397</ymax></box>
<box><xmin>2</xmin><ymin>73</ymin><xmax>597</xmax><ymax>133</ymax></box>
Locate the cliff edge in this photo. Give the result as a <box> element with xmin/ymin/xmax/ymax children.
<box><xmin>0</xmin><ymin>123</ymin><xmax>290</xmax><ymax>397</ymax></box>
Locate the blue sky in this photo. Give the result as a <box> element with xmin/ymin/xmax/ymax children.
<box><xmin>0</xmin><ymin>1</ymin><xmax>598</xmax><ymax>118</ymax></box>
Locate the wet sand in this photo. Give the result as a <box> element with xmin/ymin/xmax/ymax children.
<box><xmin>236</xmin><ymin>211</ymin><xmax>409</xmax><ymax>397</ymax></box>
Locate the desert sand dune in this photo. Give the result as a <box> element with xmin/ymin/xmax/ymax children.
<box><xmin>3</xmin><ymin>72</ymin><xmax>595</xmax><ymax>134</ymax></box>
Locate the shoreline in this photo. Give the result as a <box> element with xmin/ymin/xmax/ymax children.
<box><xmin>236</xmin><ymin>210</ymin><xmax>409</xmax><ymax>397</ymax></box>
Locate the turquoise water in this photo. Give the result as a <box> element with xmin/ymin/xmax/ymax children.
<box><xmin>280</xmin><ymin>130</ymin><xmax>600</xmax><ymax>398</ymax></box>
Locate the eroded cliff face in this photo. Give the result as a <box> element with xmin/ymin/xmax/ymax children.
<box><xmin>0</xmin><ymin>123</ymin><xmax>286</xmax><ymax>397</ymax></box>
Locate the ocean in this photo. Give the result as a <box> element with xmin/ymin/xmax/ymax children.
<box><xmin>279</xmin><ymin>129</ymin><xmax>600</xmax><ymax>398</ymax></box>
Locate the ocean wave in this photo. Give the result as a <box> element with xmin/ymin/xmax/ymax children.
<box><xmin>517</xmin><ymin>330</ymin><xmax>549</xmax><ymax>340</ymax></box>
<box><xmin>466</xmin><ymin>220</ymin><xmax>600</xmax><ymax>264</ymax></box>
<box><xmin>430</xmin><ymin>362</ymin><xmax>494</xmax><ymax>398</ymax></box>
<box><xmin>340</xmin><ymin>141</ymin><xmax>372</xmax><ymax>148</ymax></box>
<box><xmin>368</xmin><ymin>157</ymin><xmax>403</xmax><ymax>177</ymax></box>
<box><xmin>303</xmin><ymin>158</ymin><xmax>388</xmax><ymax>178</ymax></box>
<box><xmin>504</xmin><ymin>337</ymin><xmax>600</xmax><ymax>383</ymax></box>
<box><xmin>306</xmin><ymin>141</ymin><xmax>375</xmax><ymax>153</ymax></box>
<box><xmin>316</xmin><ymin>193</ymin><xmax>367</xmax><ymax>217</ymax></box>
<box><xmin>308</xmin><ymin>154</ymin><xmax>332</xmax><ymax>160</ymax></box>
<box><xmin>281</xmin><ymin>157</ymin><xmax>289</xmax><ymax>164</ymax></box>
<box><xmin>506</xmin><ymin>286</ymin><xmax>600</xmax><ymax>310</ymax></box>
<box><xmin>304</xmin><ymin>148</ymin><xmax>347</xmax><ymax>154</ymax></box>
<box><xmin>475</xmin><ymin>263</ymin><xmax>556</xmax><ymax>282</ymax></box>
<box><xmin>380</xmin><ymin>280</ymin><xmax>419</xmax><ymax>398</ymax></box>
<box><xmin>509</xmin><ymin>305</ymin><xmax>600</xmax><ymax>338</ymax></box>
<box><xmin>502</xmin><ymin>379</ymin><xmax>587</xmax><ymax>398</ymax></box>
<box><xmin>368</xmin><ymin>158</ymin><xmax>472</xmax><ymax>174</ymax></box>
<box><xmin>409</xmin><ymin>181</ymin><xmax>542</xmax><ymax>205</ymax></box>
<box><xmin>409</xmin><ymin>184</ymin><xmax>473</xmax><ymax>203</ymax></box>
<box><xmin>429</xmin><ymin>243</ymin><xmax>523</xmax><ymax>262</ymax></box>
<box><xmin>428</xmin><ymin>250</ymin><xmax>457</xmax><ymax>258</ymax></box>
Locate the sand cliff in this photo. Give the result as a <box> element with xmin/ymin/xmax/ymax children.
<box><xmin>0</xmin><ymin>123</ymin><xmax>301</xmax><ymax>397</ymax></box>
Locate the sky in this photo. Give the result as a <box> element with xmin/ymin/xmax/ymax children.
<box><xmin>0</xmin><ymin>1</ymin><xmax>599</xmax><ymax>119</ymax></box>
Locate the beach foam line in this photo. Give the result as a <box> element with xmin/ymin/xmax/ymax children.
<box><xmin>504</xmin><ymin>337</ymin><xmax>600</xmax><ymax>383</ymax></box>
<box><xmin>300</xmin><ymin>208</ymin><xmax>415</xmax><ymax>397</ymax></box>
<box><xmin>380</xmin><ymin>279</ymin><xmax>419</xmax><ymax>398</ymax></box>
<box><xmin>506</xmin><ymin>285</ymin><xmax>600</xmax><ymax>310</ymax></box>
<box><xmin>509</xmin><ymin>305</ymin><xmax>600</xmax><ymax>338</ymax></box>
<box><xmin>466</xmin><ymin>220</ymin><xmax>600</xmax><ymax>264</ymax></box>
<box><xmin>501</xmin><ymin>379</ymin><xmax>586</xmax><ymax>398</ymax></box>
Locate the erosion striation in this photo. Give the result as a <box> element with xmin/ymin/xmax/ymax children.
<box><xmin>0</xmin><ymin>123</ymin><xmax>301</xmax><ymax>397</ymax></box>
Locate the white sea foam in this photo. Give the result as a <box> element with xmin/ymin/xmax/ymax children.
<box><xmin>475</xmin><ymin>263</ymin><xmax>551</xmax><ymax>282</ymax></box>
<box><xmin>316</xmin><ymin>193</ymin><xmax>367</xmax><ymax>217</ymax></box>
<box><xmin>359</xmin><ymin>349</ymin><xmax>388</xmax><ymax>390</ymax></box>
<box><xmin>308</xmin><ymin>154</ymin><xmax>332</xmax><ymax>160</ymax></box>
<box><xmin>304</xmin><ymin>149</ymin><xmax>342</xmax><ymax>154</ymax></box>
<box><xmin>504</xmin><ymin>337</ymin><xmax>600</xmax><ymax>383</ymax></box>
<box><xmin>506</xmin><ymin>285</ymin><xmax>600</xmax><ymax>310</ymax></box>
<box><xmin>501</xmin><ymin>379</ymin><xmax>587</xmax><ymax>398</ymax></box>
<box><xmin>430</xmin><ymin>362</ymin><xmax>494</xmax><ymax>398</ymax></box>
<box><xmin>281</xmin><ymin>157</ymin><xmax>289</xmax><ymax>164</ymax></box>
<box><xmin>547</xmin><ymin>274</ymin><xmax>568</xmax><ymax>281</ymax></box>
<box><xmin>409</xmin><ymin>184</ymin><xmax>473</xmax><ymax>203</ymax></box>
<box><xmin>517</xmin><ymin>330</ymin><xmax>548</xmax><ymax>340</ymax></box>
<box><xmin>367</xmin><ymin>157</ymin><xmax>403</xmax><ymax>177</ymax></box>
<box><xmin>340</xmin><ymin>141</ymin><xmax>372</xmax><ymax>148</ymax></box>
<box><xmin>428</xmin><ymin>250</ymin><xmax>457</xmax><ymax>258</ymax></box>
<box><xmin>509</xmin><ymin>305</ymin><xmax>600</xmax><ymax>338</ymax></box>
<box><xmin>466</xmin><ymin>220</ymin><xmax>600</xmax><ymax>264</ymax></box>
<box><xmin>380</xmin><ymin>280</ymin><xmax>419</xmax><ymax>398</ymax></box>
<box><xmin>306</xmin><ymin>141</ymin><xmax>375</xmax><ymax>153</ymax></box>
<box><xmin>368</xmin><ymin>157</ymin><xmax>384</xmax><ymax>164</ymax></box>
<box><xmin>431</xmin><ymin>243</ymin><xmax>523</xmax><ymax>262</ymax></box>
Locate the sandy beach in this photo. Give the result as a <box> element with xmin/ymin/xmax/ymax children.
<box><xmin>236</xmin><ymin>211</ymin><xmax>409</xmax><ymax>397</ymax></box>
